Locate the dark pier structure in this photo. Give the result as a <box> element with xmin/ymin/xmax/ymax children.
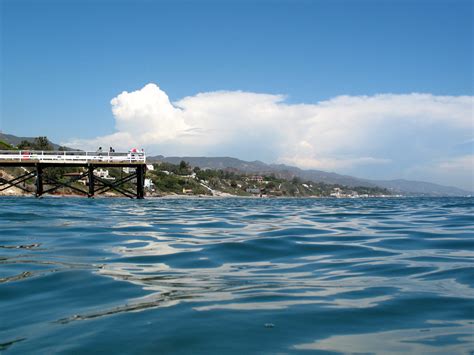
<box><xmin>0</xmin><ymin>151</ymin><xmax>147</xmax><ymax>199</ymax></box>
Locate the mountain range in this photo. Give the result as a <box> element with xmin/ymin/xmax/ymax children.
<box><xmin>0</xmin><ymin>133</ymin><xmax>470</xmax><ymax>196</ymax></box>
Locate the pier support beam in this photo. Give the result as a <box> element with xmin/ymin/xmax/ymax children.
<box><xmin>35</xmin><ymin>164</ymin><xmax>43</xmax><ymax>197</ymax></box>
<box><xmin>88</xmin><ymin>165</ymin><xmax>94</xmax><ymax>198</ymax></box>
<box><xmin>0</xmin><ymin>170</ymin><xmax>35</xmax><ymax>194</ymax></box>
<box><xmin>136</xmin><ymin>165</ymin><xmax>145</xmax><ymax>199</ymax></box>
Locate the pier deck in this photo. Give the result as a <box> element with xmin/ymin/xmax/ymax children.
<box><xmin>0</xmin><ymin>150</ymin><xmax>145</xmax><ymax>166</ymax></box>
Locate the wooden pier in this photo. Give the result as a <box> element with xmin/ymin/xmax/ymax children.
<box><xmin>0</xmin><ymin>150</ymin><xmax>147</xmax><ymax>199</ymax></box>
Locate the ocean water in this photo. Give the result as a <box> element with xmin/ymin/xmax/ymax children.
<box><xmin>0</xmin><ymin>197</ymin><xmax>473</xmax><ymax>354</ymax></box>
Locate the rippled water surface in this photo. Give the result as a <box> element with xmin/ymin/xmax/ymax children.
<box><xmin>1</xmin><ymin>197</ymin><xmax>473</xmax><ymax>354</ymax></box>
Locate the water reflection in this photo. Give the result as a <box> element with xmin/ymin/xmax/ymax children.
<box><xmin>293</xmin><ymin>320</ymin><xmax>474</xmax><ymax>354</ymax></box>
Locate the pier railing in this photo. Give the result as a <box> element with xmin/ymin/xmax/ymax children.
<box><xmin>0</xmin><ymin>150</ymin><xmax>146</xmax><ymax>164</ymax></box>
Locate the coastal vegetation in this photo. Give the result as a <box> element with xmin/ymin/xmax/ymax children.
<box><xmin>17</xmin><ymin>136</ymin><xmax>54</xmax><ymax>150</ymax></box>
<box><xmin>147</xmin><ymin>160</ymin><xmax>392</xmax><ymax>197</ymax></box>
<box><xmin>0</xmin><ymin>140</ymin><xmax>15</xmax><ymax>150</ymax></box>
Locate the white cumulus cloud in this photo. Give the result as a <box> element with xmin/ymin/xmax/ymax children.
<box><xmin>65</xmin><ymin>83</ymin><xmax>474</xmax><ymax>190</ymax></box>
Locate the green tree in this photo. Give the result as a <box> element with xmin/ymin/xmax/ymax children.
<box><xmin>266</xmin><ymin>181</ymin><xmax>275</xmax><ymax>189</ymax></box>
<box><xmin>33</xmin><ymin>136</ymin><xmax>53</xmax><ymax>150</ymax></box>
<box><xmin>291</xmin><ymin>176</ymin><xmax>301</xmax><ymax>184</ymax></box>
<box><xmin>17</xmin><ymin>140</ymin><xmax>33</xmax><ymax>150</ymax></box>
<box><xmin>178</xmin><ymin>160</ymin><xmax>191</xmax><ymax>175</ymax></box>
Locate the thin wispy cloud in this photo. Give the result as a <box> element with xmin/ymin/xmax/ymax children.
<box><xmin>65</xmin><ymin>83</ymin><xmax>474</xmax><ymax>190</ymax></box>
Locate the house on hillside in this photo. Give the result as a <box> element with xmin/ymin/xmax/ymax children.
<box><xmin>249</xmin><ymin>175</ymin><xmax>264</xmax><ymax>183</ymax></box>
<box><xmin>144</xmin><ymin>178</ymin><xmax>154</xmax><ymax>191</ymax></box>
<box><xmin>94</xmin><ymin>169</ymin><xmax>115</xmax><ymax>180</ymax></box>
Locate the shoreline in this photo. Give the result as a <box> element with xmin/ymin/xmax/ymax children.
<box><xmin>0</xmin><ymin>190</ymin><xmax>408</xmax><ymax>199</ymax></box>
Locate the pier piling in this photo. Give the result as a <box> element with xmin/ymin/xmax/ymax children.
<box><xmin>35</xmin><ymin>164</ymin><xmax>43</xmax><ymax>197</ymax></box>
<box><xmin>88</xmin><ymin>165</ymin><xmax>95</xmax><ymax>198</ymax></box>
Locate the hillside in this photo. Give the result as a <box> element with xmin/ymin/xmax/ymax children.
<box><xmin>150</xmin><ymin>155</ymin><xmax>471</xmax><ymax>196</ymax></box>
<box><xmin>0</xmin><ymin>140</ymin><xmax>15</xmax><ymax>150</ymax></box>
<box><xmin>147</xmin><ymin>161</ymin><xmax>392</xmax><ymax>197</ymax></box>
<box><xmin>150</xmin><ymin>155</ymin><xmax>373</xmax><ymax>186</ymax></box>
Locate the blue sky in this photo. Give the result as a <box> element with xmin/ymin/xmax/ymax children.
<box><xmin>1</xmin><ymin>0</ymin><xmax>473</xmax><ymax>189</ymax></box>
